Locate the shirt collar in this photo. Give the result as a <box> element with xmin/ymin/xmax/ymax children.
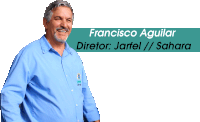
<box><xmin>40</xmin><ymin>35</ymin><xmax>72</xmax><ymax>55</ymax></box>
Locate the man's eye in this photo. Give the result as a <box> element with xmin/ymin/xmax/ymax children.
<box><xmin>67</xmin><ymin>19</ymin><xmax>72</xmax><ymax>22</ymax></box>
<box><xmin>55</xmin><ymin>17</ymin><xmax>61</xmax><ymax>20</ymax></box>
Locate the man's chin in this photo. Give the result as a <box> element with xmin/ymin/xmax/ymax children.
<box><xmin>54</xmin><ymin>33</ymin><xmax>68</xmax><ymax>43</ymax></box>
<box><xmin>56</xmin><ymin>38</ymin><xmax>66</xmax><ymax>43</ymax></box>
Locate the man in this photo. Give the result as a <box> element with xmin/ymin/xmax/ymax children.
<box><xmin>1</xmin><ymin>0</ymin><xmax>100</xmax><ymax>122</ymax></box>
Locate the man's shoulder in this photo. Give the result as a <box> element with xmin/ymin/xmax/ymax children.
<box><xmin>17</xmin><ymin>37</ymin><xmax>42</xmax><ymax>58</ymax></box>
<box><xmin>68</xmin><ymin>47</ymin><xmax>83</xmax><ymax>64</ymax></box>
<box><xmin>69</xmin><ymin>47</ymin><xmax>81</xmax><ymax>59</ymax></box>
<box><xmin>24</xmin><ymin>38</ymin><xmax>41</xmax><ymax>51</ymax></box>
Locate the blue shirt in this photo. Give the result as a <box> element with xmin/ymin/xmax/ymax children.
<box><xmin>1</xmin><ymin>35</ymin><xmax>100</xmax><ymax>122</ymax></box>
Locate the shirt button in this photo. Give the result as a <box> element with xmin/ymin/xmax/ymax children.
<box><xmin>66</xmin><ymin>75</ymin><xmax>67</xmax><ymax>77</ymax></box>
<box><xmin>77</xmin><ymin>120</ymin><xmax>79</xmax><ymax>122</ymax></box>
<box><xmin>71</xmin><ymin>89</ymin><xmax>73</xmax><ymax>92</ymax></box>
<box><xmin>76</xmin><ymin>104</ymin><xmax>78</xmax><ymax>106</ymax></box>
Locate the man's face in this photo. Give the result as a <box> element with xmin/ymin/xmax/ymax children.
<box><xmin>44</xmin><ymin>6</ymin><xmax>73</xmax><ymax>43</ymax></box>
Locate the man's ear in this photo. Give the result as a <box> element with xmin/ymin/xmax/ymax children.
<box><xmin>43</xmin><ymin>18</ymin><xmax>48</xmax><ymax>31</ymax></box>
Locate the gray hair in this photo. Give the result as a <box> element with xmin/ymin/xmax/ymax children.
<box><xmin>44</xmin><ymin>0</ymin><xmax>74</xmax><ymax>23</ymax></box>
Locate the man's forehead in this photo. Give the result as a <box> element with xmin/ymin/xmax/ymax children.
<box><xmin>52</xmin><ymin>6</ymin><xmax>72</xmax><ymax>17</ymax></box>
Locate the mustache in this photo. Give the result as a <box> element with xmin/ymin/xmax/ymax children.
<box><xmin>56</xmin><ymin>27</ymin><xmax>69</xmax><ymax>32</ymax></box>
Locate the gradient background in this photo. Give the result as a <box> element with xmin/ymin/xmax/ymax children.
<box><xmin>0</xmin><ymin>0</ymin><xmax>200</xmax><ymax>122</ymax></box>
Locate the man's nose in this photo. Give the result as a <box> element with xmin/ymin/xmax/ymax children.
<box><xmin>61</xmin><ymin>20</ymin><xmax>68</xmax><ymax>28</ymax></box>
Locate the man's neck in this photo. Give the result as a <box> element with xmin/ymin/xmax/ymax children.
<box><xmin>45</xmin><ymin>35</ymin><xmax>65</xmax><ymax>56</ymax></box>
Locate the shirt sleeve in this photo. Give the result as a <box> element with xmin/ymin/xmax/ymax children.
<box><xmin>82</xmin><ymin>67</ymin><xmax>100</xmax><ymax>122</ymax></box>
<box><xmin>1</xmin><ymin>49</ymin><xmax>29</xmax><ymax>122</ymax></box>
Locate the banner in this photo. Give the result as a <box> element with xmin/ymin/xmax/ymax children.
<box><xmin>68</xmin><ymin>28</ymin><xmax>200</xmax><ymax>52</ymax></box>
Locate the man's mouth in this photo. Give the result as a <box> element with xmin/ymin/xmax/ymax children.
<box><xmin>56</xmin><ymin>27</ymin><xmax>69</xmax><ymax>33</ymax></box>
<box><xmin>57</xmin><ymin>29</ymin><xmax>67</xmax><ymax>33</ymax></box>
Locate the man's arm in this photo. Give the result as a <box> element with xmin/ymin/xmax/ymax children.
<box><xmin>1</xmin><ymin>49</ymin><xmax>29</xmax><ymax>122</ymax></box>
<box><xmin>82</xmin><ymin>66</ymin><xmax>100</xmax><ymax>122</ymax></box>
